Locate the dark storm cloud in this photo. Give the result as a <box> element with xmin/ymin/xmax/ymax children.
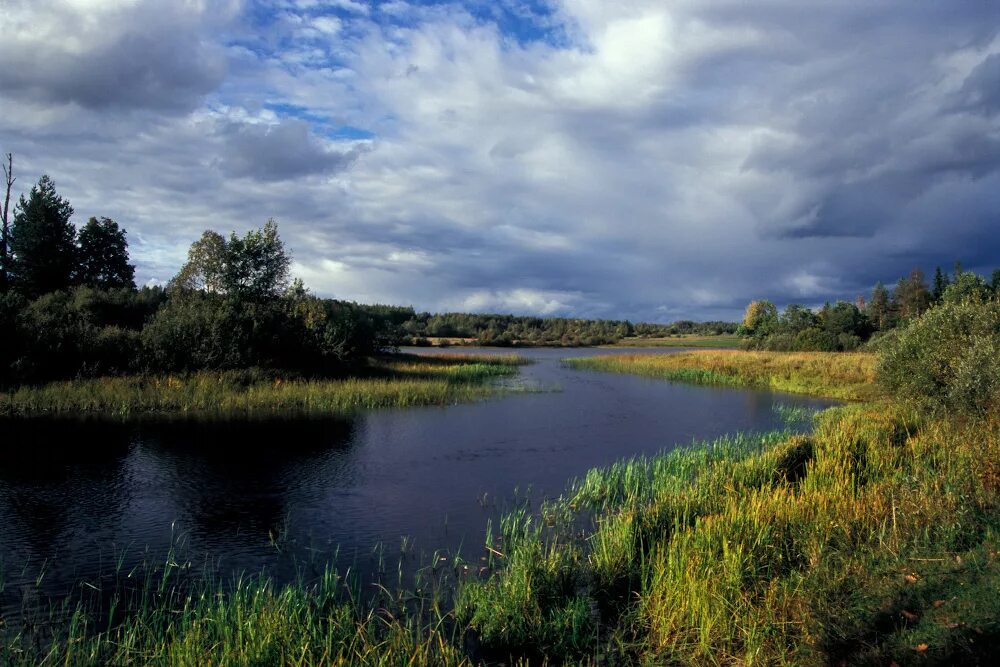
<box><xmin>220</xmin><ymin>119</ymin><xmax>367</xmax><ymax>181</ymax></box>
<box><xmin>0</xmin><ymin>1</ymin><xmax>229</xmax><ymax>112</ymax></box>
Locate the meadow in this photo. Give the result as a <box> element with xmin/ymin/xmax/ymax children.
<box><xmin>607</xmin><ymin>334</ymin><xmax>741</xmax><ymax>349</ymax></box>
<box><xmin>0</xmin><ymin>353</ymin><xmax>528</xmax><ymax>417</ymax></box>
<box><xmin>565</xmin><ymin>350</ymin><xmax>878</xmax><ymax>401</ymax></box>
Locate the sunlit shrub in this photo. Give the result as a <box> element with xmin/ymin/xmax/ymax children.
<box><xmin>877</xmin><ymin>294</ymin><xmax>1000</xmax><ymax>414</ymax></box>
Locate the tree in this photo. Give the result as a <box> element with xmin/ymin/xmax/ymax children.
<box><xmin>1</xmin><ymin>153</ymin><xmax>14</xmax><ymax>291</ymax></box>
<box><xmin>9</xmin><ymin>175</ymin><xmax>77</xmax><ymax>297</ymax></box>
<box><xmin>942</xmin><ymin>271</ymin><xmax>989</xmax><ymax>304</ymax></box>
<box><xmin>738</xmin><ymin>300</ymin><xmax>778</xmax><ymax>338</ymax></box>
<box><xmin>867</xmin><ymin>282</ymin><xmax>895</xmax><ymax>331</ymax></box>
<box><xmin>172</xmin><ymin>220</ymin><xmax>290</xmax><ymax>299</ymax></box>
<box><xmin>990</xmin><ymin>269</ymin><xmax>1000</xmax><ymax>294</ymax></box>
<box><xmin>223</xmin><ymin>219</ymin><xmax>290</xmax><ymax>299</ymax></box>
<box><xmin>77</xmin><ymin>217</ymin><xmax>136</xmax><ymax>289</ymax></box>
<box><xmin>778</xmin><ymin>303</ymin><xmax>819</xmax><ymax>334</ymax></box>
<box><xmin>893</xmin><ymin>268</ymin><xmax>930</xmax><ymax>321</ymax></box>
<box><xmin>931</xmin><ymin>266</ymin><xmax>949</xmax><ymax>303</ymax></box>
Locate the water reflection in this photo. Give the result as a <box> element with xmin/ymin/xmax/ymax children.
<box><xmin>0</xmin><ymin>348</ymin><xmax>837</xmax><ymax>606</ymax></box>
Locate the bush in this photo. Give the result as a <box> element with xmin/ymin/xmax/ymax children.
<box><xmin>876</xmin><ymin>295</ymin><xmax>1000</xmax><ymax>414</ymax></box>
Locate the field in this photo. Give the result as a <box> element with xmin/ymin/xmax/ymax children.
<box><xmin>0</xmin><ymin>353</ymin><xmax>528</xmax><ymax>417</ymax></box>
<box><xmin>565</xmin><ymin>350</ymin><xmax>878</xmax><ymax>401</ymax></box>
<box><xmin>608</xmin><ymin>334</ymin><xmax>741</xmax><ymax>348</ymax></box>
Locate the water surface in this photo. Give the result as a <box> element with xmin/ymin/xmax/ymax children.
<box><xmin>0</xmin><ymin>347</ymin><xmax>834</xmax><ymax>612</ymax></box>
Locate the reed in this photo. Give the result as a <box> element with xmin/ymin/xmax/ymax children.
<box><xmin>0</xmin><ymin>354</ymin><xmax>528</xmax><ymax>417</ymax></box>
<box><xmin>564</xmin><ymin>350</ymin><xmax>878</xmax><ymax>400</ymax></box>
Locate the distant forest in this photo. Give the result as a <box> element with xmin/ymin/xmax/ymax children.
<box><xmin>393</xmin><ymin>313</ymin><xmax>737</xmax><ymax>346</ymax></box>
<box><xmin>738</xmin><ymin>264</ymin><xmax>1000</xmax><ymax>351</ymax></box>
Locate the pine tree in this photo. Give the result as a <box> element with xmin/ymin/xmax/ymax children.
<box><xmin>77</xmin><ymin>217</ymin><xmax>136</xmax><ymax>289</ymax></box>
<box><xmin>9</xmin><ymin>175</ymin><xmax>76</xmax><ymax>297</ymax></box>
<box><xmin>931</xmin><ymin>266</ymin><xmax>949</xmax><ymax>303</ymax></box>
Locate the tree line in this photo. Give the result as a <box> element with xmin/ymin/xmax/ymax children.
<box><xmin>0</xmin><ymin>165</ymin><xmax>399</xmax><ymax>386</ymax></box>
<box><xmin>398</xmin><ymin>314</ymin><xmax>736</xmax><ymax>347</ymax></box>
<box><xmin>738</xmin><ymin>264</ymin><xmax>1000</xmax><ymax>351</ymax></box>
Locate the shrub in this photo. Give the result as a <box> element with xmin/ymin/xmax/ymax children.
<box><xmin>876</xmin><ymin>295</ymin><xmax>1000</xmax><ymax>414</ymax></box>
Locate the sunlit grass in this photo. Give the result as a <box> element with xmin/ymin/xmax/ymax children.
<box><xmin>609</xmin><ymin>335</ymin><xmax>741</xmax><ymax>348</ymax></box>
<box><xmin>456</xmin><ymin>403</ymin><xmax>1000</xmax><ymax>664</ymax></box>
<box><xmin>564</xmin><ymin>350</ymin><xmax>878</xmax><ymax>400</ymax></box>
<box><xmin>0</xmin><ymin>354</ymin><xmax>529</xmax><ymax>417</ymax></box>
<box><xmin>6</xmin><ymin>352</ymin><xmax>1000</xmax><ymax>664</ymax></box>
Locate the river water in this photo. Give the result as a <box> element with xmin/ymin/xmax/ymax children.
<box><xmin>0</xmin><ymin>347</ymin><xmax>834</xmax><ymax>615</ymax></box>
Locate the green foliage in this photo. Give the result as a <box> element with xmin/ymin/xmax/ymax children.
<box><xmin>172</xmin><ymin>219</ymin><xmax>290</xmax><ymax>299</ymax></box>
<box><xmin>737</xmin><ymin>299</ymin><xmax>778</xmax><ymax>339</ymax></box>
<box><xmin>9</xmin><ymin>175</ymin><xmax>77</xmax><ymax>296</ymax></box>
<box><xmin>876</xmin><ymin>294</ymin><xmax>1000</xmax><ymax>414</ymax></box>
<box><xmin>941</xmin><ymin>270</ymin><xmax>990</xmax><ymax>304</ymax></box>
<box><xmin>77</xmin><ymin>216</ymin><xmax>136</xmax><ymax>289</ymax></box>
<box><xmin>893</xmin><ymin>268</ymin><xmax>931</xmax><ymax>321</ymax></box>
<box><xmin>867</xmin><ymin>281</ymin><xmax>895</xmax><ymax>330</ymax></box>
<box><xmin>6</xmin><ymin>289</ymin><xmax>141</xmax><ymax>382</ymax></box>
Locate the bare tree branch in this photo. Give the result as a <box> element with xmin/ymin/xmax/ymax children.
<box><xmin>1</xmin><ymin>152</ymin><xmax>15</xmax><ymax>290</ymax></box>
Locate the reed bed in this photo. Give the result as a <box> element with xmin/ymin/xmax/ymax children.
<box><xmin>0</xmin><ymin>354</ymin><xmax>527</xmax><ymax>417</ymax></box>
<box><xmin>564</xmin><ymin>350</ymin><xmax>878</xmax><ymax>400</ymax></box>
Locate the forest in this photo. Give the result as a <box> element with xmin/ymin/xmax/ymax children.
<box><xmin>737</xmin><ymin>264</ymin><xmax>1000</xmax><ymax>351</ymax></box>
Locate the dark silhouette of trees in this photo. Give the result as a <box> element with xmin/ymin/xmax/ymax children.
<box><xmin>77</xmin><ymin>217</ymin><xmax>136</xmax><ymax>289</ymax></box>
<box><xmin>9</xmin><ymin>175</ymin><xmax>77</xmax><ymax>297</ymax></box>
<box><xmin>932</xmin><ymin>266</ymin><xmax>949</xmax><ymax>303</ymax></box>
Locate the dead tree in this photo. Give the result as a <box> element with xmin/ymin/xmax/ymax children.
<box><xmin>1</xmin><ymin>152</ymin><xmax>13</xmax><ymax>289</ymax></box>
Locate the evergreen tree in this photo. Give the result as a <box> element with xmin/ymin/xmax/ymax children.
<box><xmin>991</xmin><ymin>269</ymin><xmax>1000</xmax><ymax>294</ymax></box>
<box><xmin>9</xmin><ymin>175</ymin><xmax>76</xmax><ymax>297</ymax></box>
<box><xmin>77</xmin><ymin>217</ymin><xmax>136</xmax><ymax>289</ymax></box>
<box><xmin>931</xmin><ymin>266</ymin><xmax>949</xmax><ymax>302</ymax></box>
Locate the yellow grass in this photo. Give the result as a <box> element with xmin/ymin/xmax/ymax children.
<box><xmin>565</xmin><ymin>350</ymin><xmax>878</xmax><ymax>401</ymax></box>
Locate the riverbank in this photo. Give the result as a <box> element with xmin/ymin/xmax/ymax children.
<box><xmin>5</xmin><ymin>401</ymin><xmax>997</xmax><ymax>665</ymax></box>
<box><xmin>4</xmin><ymin>350</ymin><xmax>997</xmax><ymax>665</ymax></box>
<box><xmin>0</xmin><ymin>353</ymin><xmax>528</xmax><ymax>417</ymax></box>
<box><xmin>565</xmin><ymin>350</ymin><xmax>878</xmax><ymax>401</ymax></box>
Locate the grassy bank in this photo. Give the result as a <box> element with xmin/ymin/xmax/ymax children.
<box><xmin>455</xmin><ymin>402</ymin><xmax>1000</xmax><ymax>664</ymax></box>
<box><xmin>565</xmin><ymin>350</ymin><xmax>878</xmax><ymax>401</ymax></box>
<box><xmin>608</xmin><ymin>334</ymin><xmax>741</xmax><ymax>349</ymax></box>
<box><xmin>6</xmin><ymin>403</ymin><xmax>998</xmax><ymax>665</ymax></box>
<box><xmin>0</xmin><ymin>353</ymin><xmax>528</xmax><ymax>417</ymax></box>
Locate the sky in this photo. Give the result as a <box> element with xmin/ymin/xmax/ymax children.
<box><xmin>1</xmin><ymin>0</ymin><xmax>998</xmax><ymax>322</ymax></box>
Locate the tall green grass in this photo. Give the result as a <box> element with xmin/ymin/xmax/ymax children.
<box><xmin>0</xmin><ymin>354</ymin><xmax>529</xmax><ymax>417</ymax></box>
<box><xmin>455</xmin><ymin>403</ymin><xmax>1000</xmax><ymax>664</ymax></box>
<box><xmin>565</xmin><ymin>350</ymin><xmax>878</xmax><ymax>400</ymax></box>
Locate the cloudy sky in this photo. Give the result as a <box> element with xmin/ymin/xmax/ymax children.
<box><xmin>1</xmin><ymin>1</ymin><xmax>998</xmax><ymax>321</ymax></box>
